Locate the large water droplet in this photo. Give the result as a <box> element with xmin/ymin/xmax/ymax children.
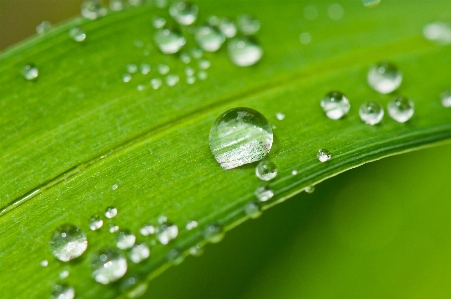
<box><xmin>105</xmin><ymin>206</ymin><xmax>118</xmax><ymax>218</ymax></box>
<box><xmin>91</xmin><ymin>249</ymin><xmax>127</xmax><ymax>284</ymax></box>
<box><xmin>130</xmin><ymin>243</ymin><xmax>150</xmax><ymax>263</ymax></box>
<box><xmin>244</xmin><ymin>201</ymin><xmax>262</xmax><ymax>219</ymax></box>
<box><xmin>157</xmin><ymin>222</ymin><xmax>179</xmax><ymax>245</ymax></box>
<box><xmin>228</xmin><ymin>37</ymin><xmax>263</xmax><ymax>67</ymax></box>
<box><xmin>169</xmin><ymin>1</ymin><xmax>198</xmax><ymax>25</ymax></box>
<box><xmin>236</xmin><ymin>14</ymin><xmax>261</xmax><ymax>35</ymax></box>
<box><xmin>89</xmin><ymin>215</ymin><xmax>104</xmax><ymax>231</ymax></box>
<box><xmin>320</xmin><ymin>91</ymin><xmax>350</xmax><ymax>120</ymax></box>
<box><xmin>359</xmin><ymin>101</ymin><xmax>384</xmax><ymax>125</ymax></box>
<box><xmin>195</xmin><ymin>25</ymin><xmax>225</xmax><ymax>52</ymax></box>
<box><xmin>116</xmin><ymin>230</ymin><xmax>136</xmax><ymax>250</ymax></box>
<box><xmin>22</xmin><ymin>63</ymin><xmax>39</xmax><ymax>80</ymax></box>
<box><xmin>218</xmin><ymin>18</ymin><xmax>237</xmax><ymax>38</ymax></box>
<box><xmin>255</xmin><ymin>160</ymin><xmax>278</xmax><ymax>181</ymax></box>
<box><xmin>255</xmin><ymin>184</ymin><xmax>274</xmax><ymax>202</ymax></box>
<box><xmin>49</xmin><ymin>224</ymin><xmax>88</xmax><ymax>262</ymax></box>
<box><xmin>441</xmin><ymin>90</ymin><xmax>451</xmax><ymax>107</ymax></box>
<box><xmin>51</xmin><ymin>284</ymin><xmax>75</xmax><ymax>299</ymax></box>
<box><xmin>36</xmin><ymin>21</ymin><xmax>51</xmax><ymax>34</ymax></box>
<box><xmin>154</xmin><ymin>28</ymin><xmax>186</xmax><ymax>54</ymax></box>
<box><xmin>81</xmin><ymin>0</ymin><xmax>106</xmax><ymax>20</ymax></box>
<box><xmin>362</xmin><ymin>0</ymin><xmax>381</xmax><ymax>7</ymax></box>
<box><xmin>387</xmin><ymin>96</ymin><xmax>414</xmax><ymax>123</ymax></box>
<box><xmin>203</xmin><ymin>223</ymin><xmax>224</xmax><ymax>243</ymax></box>
<box><xmin>69</xmin><ymin>27</ymin><xmax>86</xmax><ymax>42</ymax></box>
<box><xmin>209</xmin><ymin>107</ymin><xmax>273</xmax><ymax>169</ymax></box>
<box><xmin>367</xmin><ymin>61</ymin><xmax>402</xmax><ymax>94</ymax></box>
<box><xmin>317</xmin><ymin>149</ymin><xmax>331</xmax><ymax>162</ymax></box>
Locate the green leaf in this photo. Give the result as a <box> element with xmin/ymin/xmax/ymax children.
<box><xmin>0</xmin><ymin>1</ymin><xmax>450</xmax><ymax>298</ymax></box>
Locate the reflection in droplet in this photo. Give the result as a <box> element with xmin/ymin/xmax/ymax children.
<box><xmin>49</xmin><ymin>224</ymin><xmax>88</xmax><ymax>262</ymax></box>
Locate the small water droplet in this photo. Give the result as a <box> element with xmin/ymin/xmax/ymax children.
<box><xmin>81</xmin><ymin>0</ymin><xmax>107</xmax><ymax>20</ymax></box>
<box><xmin>105</xmin><ymin>206</ymin><xmax>118</xmax><ymax>218</ymax></box>
<box><xmin>109</xmin><ymin>225</ymin><xmax>120</xmax><ymax>233</ymax></box>
<box><xmin>244</xmin><ymin>201</ymin><xmax>262</xmax><ymax>219</ymax></box>
<box><xmin>198</xmin><ymin>59</ymin><xmax>211</xmax><ymax>70</ymax></box>
<box><xmin>362</xmin><ymin>0</ymin><xmax>381</xmax><ymax>7</ymax></box>
<box><xmin>157</xmin><ymin>222</ymin><xmax>179</xmax><ymax>245</ymax></box>
<box><xmin>120</xmin><ymin>275</ymin><xmax>148</xmax><ymax>298</ymax></box>
<box><xmin>128</xmin><ymin>0</ymin><xmax>143</xmax><ymax>6</ymax></box>
<box><xmin>275</xmin><ymin>112</ymin><xmax>285</xmax><ymax>120</ymax></box>
<box><xmin>158</xmin><ymin>64</ymin><xmax>170</xmax><ymax>75</ymax></box>
<box><xmin>185</xmin><ymin>66</ymin><xmax>195</xmax><ymax>76</ymax></box>
<box><xmin>91</xmin><ymin>248</ymin><xmax>127</xmax><ymax>284</ymax></box>
<box><xmin>387</xmin><ymin>96</ymin><xmax>414</xmax><ymax>123</ymax></box>
<box><xmin>165</xmin><ymin>74</ymin><xmax>180</xmax><ymax>86</ymax></box>
<box><xmin>154</xmin><ymin>0</ymin><xmax>168</xmax><ymax>8</ymax></box>
<box><xmin>305</xmin><ymin>186</ymin><xmax>315</xmax><ymax>193</ymax></box>
<box><xmin>110</xmin><ymin>0</ymin><xmax>125</xmax><ymax>11</ymax></box>
<box><xmin>187</xmin><ymin>76</ymin><xmax>196</xmax><ymax>84</ymax></box>
<box><xmin>328</xmin><ymin>3</ymin><xmax>345</xmax><ymax>20</ymax></box>
<box><xmin>89</xmin><ymin>215</ymin><xmax>104</xmax><ymax>231</ymax></box>
<box><xmin>317</xmin><ymin>149</ymin><xmax>332</xmax><ymax>162</ymax></box>
<box><xmin>190</xmin><ymin>48</ymin><xmax>203</xmax><ymax>59</ymax></box>
<box><xmin>122</xmin><ymin>74</ymin><xmax>132</xmax><ymax>83</ymax></box>
<box><xmin>22</xmin><ymin>63</ymin><xmax>39</xmax><ymax>80</ymax></box>
<box><xmin>126</xmin><ymin>64</ymin><xmax>138</xmax><ymax>74</ymax></box>
<box><xmin>186</xmin><ymin>220</ymin><xmax>198</xmax><ymax>230</ymax></box>
<box><xmin>195</xmin><ymin>25</ymin><xmax>225</xmax><ymax>52</ymax></box>
<box><xmin>228</xmin><ymin>37</ymin><xmax>263</xmax><ymax>67</ymax></box>
<box><xmin>154</xmin><ymin>28</ymin><xmax>186</xmax><ymax>54</ymax></box>
<box><xmin>218</xmin><ymin>18</ymin><xmax>237</xmax><ymax>38</ymax></box>
<box><xmin>169</xmin><ymin>1</ymin><xmax>199</xmax><ymax>26</ymax></box>
<box><xmin>137</xmin><ymin>84</ymin><xmax>145</xmax><ymax>91</ymax></box>
<box><xmin>150</xmin><ymin>78</ymin><xmax>163</xmax><ymax>89</ymax></box>
<box><xmin>299</xmin><ymin>32</ymin><xmax>312</xmax><ymax>45</ymax></box>
<box><xmin>51</xmin><ymin>284</ymin><xmax>75</xmax><ymax>299</ymax></box>
<box><xmin>180</xmin><ymin>52</ymin><xmax>191</xmax><ymax>63</ymax></box>
<box><xmin>112</xmin><ymin>184</ymin><xmax>118</xmax><ymax>190</ymax></box>
<box><xmin>255</xmin><ymin>184</ymin><xmax>274</xmax><ymax>202</ymax></box>
<box><xmin>441</xmin><ymin>90</ymin><xmax>451</xmax><ymax>107</ymax></box>
<box><xmin>189</xmin><ymin>243</ymin><xmax>204</xmax><ymax>256</ymax></box>
<box><xmin>152</xmin><ymin>16</ymin><xmax>167</xmax><ymax>29</ymax></box>
<box><xmin>36</xmin><ymin>21</ymin><xmax>51</xmax><ymax>34</ymax></box>
<box><xmin>197</xmin><ymin>71</ymin><xmax>208</xmax><ymax>80</ymax></box>
<box><xmin>203</xmin><ymin>223</ymin><xmax>224</xmax><ymax>243</ymax></box>
<box><xmin>167</xmin><ymin>248</ymin><xmax>184</xmax><ymax>265</ymax></box>
<box><xmin>209</xmin><ymin>107</ymin><xmax>273</xmax><ymax>169</ymax></box>
<box><xmin>291</xmin><ymin>170</ymin><xmax>298</xmax><ymax>175</ymax></box>
<box><xmin>49</xmin><ymin>224</ymin><xmax>88</xmax><ymax>262</ymax></box>
<box><xmin>236</xmin><ymin>14</ymin><xmax>261</xmax><ymax>35</ymax></box>
<box><xmin>69</xmin><ymin>27</ymin><xmax>86</xmax><ymax>42</ymax></box>
<box><xmin>40</xmin><ymin>260</ymin><xmax>48</xmax><ymax>267</ymax></box>
<box><xmin>320</xmin><ymin>91</ymin><xmax>350</xmax><ymax>120</ymax></box>
<box><xmin>140</xmin><ymin>63</ymin><xmax>151</xmax><ymax>75</ymax></box>
<box><xmin>367</xmin><ymin>61</ymin><xmax>402</xmax><ymax>94</ymax></box>
<box><xmin>116</xmin><ymin>230</ymin><xmax>136</xmax><ymax>250</ymax></box>
<box><xmin>255</xmin><ymin>160</ymin><xmax>278</xmax><ymax>181</ymax></box>
<box><xmin>139</xmin><ymin>224</ymin><xmax>155</xmax><ymax>236</ymax></box>
<box><xmin>60</xmin><ymin>270</ymin><xmax>69</xmax><ymax>279</ymax></box>
<box><xmin>423</xmin><ymin>22</ymin><xmax>451</xmax><ymax>44</ymax></box>
<box><xmin>359</xmin><ymin>101</ymin><xmax>384</xmax><ymax>125</ymax></box>
<box><xmin>130</xmin><ymin>243</ymin><xmax>150</xmax><ymax>263</ymax></box>
<box><xmin>303</xmin><ymin>5</ymin><xmax>318</xmax><ymax>20</ymax></box>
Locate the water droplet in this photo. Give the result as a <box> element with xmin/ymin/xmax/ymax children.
<box><xmin>367</xmin><ymin>61</ymin><xmax>402</xmax><ymax>94</ymax></box>
<box><xmin>387</xmin><ymin>96</ymin><xmax>414</xmax><ymax>123</ymax></box>
<box><xmin>362</xmin><ymin>0</ymin><xmax>381</xmax><ymax>7</ymax></box>
<box><xmin>320</xmin><ymin>91</ymin><xmax>350</xmax><ymax>120</ymax></box>
<box><xmin>197</xmin><ymin>71</ymin><xmax>208</xmax><ymax>80</ymax></box>
<box><xmin>303</xmin><ymin>5</ymin><xmax>318</xmax><ymax>20</ymax></box>
<box><xmin>69</xmin><ymin>27</ymin><xmax>86</xmax><ymax>42</ymax></box>
<box><xmin>150</xmin><ymin>78</ymin><xmax>163</xmax><ymax>89</ymax></box>
<box><xmin>187</xmin><ymin>76</ymin><xmax>196</xmax><ymax>84</ymax></box>
<box><xmin>441</xmin><ymin>90</ymin><xmax>451</xmax><ymax>107</ymax></box>
<box><xmin>49</xmin><ymin>224</ymin><xmax>88</xmax><ymax>262</ymax></box>
<box><xmin>180</xmin><ymin>52</ymin><xmax>191</xmax><ymax>63</ymax></box>
<box><xmin>359</xmin><ymin>101</ymin><xmax>384</xmax><ymax>125</ymax></box>
<box><xmin>218</xmin><ymin>18</ymin><xmax>237</xmax><ymax>38</ymax></box>
<box><xmin>154</xmin><ymin>0</ymin><xmax>168</xmax><ymax>8</ymax></box>
<box><xmin>152</xmin><ymin>16</ymin><xmax>167</xmax><ymax>29</ymax></box>
<box><xmin>157</xmin><ymin>222</ymin><xmax>179</xmax><ymax>245</ymax></box>
<box><xmin>291</xmin><ymin>170</ymin><xmax>298</xmax><ymax>176</ymax></box>
<box><xmin>81</xmin><ymin>0</ymin><xmax>106</xmax><ymax>20</ymax></box>
<box><xmin>317</xmin><ymin>149</ymin><xmax>332</xmax><ymax>162</ymax></box>
<box><xmin>40</xmin><ymin>260</ymin><xmax>48</xmax><ymax>267</ymax></box>
<box><xmin>165</xmin><ymin>74</ymin><xmax>180</xmax><ymax>86</ymax></box>
<box><xmin>116</xmin><ymin>230</ymin><xmax>136</xmax><ymax>250</ymax></box>
<box><xmin>89</xmin><ymin>215</ymin><xmax>104</xmax><ymax>231</ymax></box>
<box><xmin>275</xmin><ymin>112</ymin><xmax>285</xmax><ymax>120</ymax></box>
<box><xmin>130</xmin><ymin>243</ymin><xmax>150</xmax><ymax>263</ymax></box>
<box><xmin>110</xmin><ymin>0</ymin><xmax>125</xmax><ymax>11</ymax></box>
<box><xmin>189</xmin><ymin>243</ymin><xmax>204</xmax><ymax>256</ymax></box>
<box><xmin>137</xmin><ymin>84</ymin><xmax>145</xmax><ymax>91</ymax></box>
<box><xmin>128</xmin><ymin>0</ymin><xmax>143</xmax><ymax>6</ymax></box>
<box><xmin>122</xmin><ymin>74</ymin><xmax>132</xmax><ymax>83</ymax></box>
<box><xmin>91</xmin><ymin>249</ymin><xmax>127</xmax><ymax>284</ymax></box>
<box><xmin>36</xmin><ymin>21</ymin><xmax>51</xmax><ymax>34</ymax></box>
<box><xmin>185</xmin><ymin>66</ymin><xmax>195</xmax><ymax>76</ymax></box>
<box><xmin>328</xmin><ymin>3</ymin><xmax>345</xmax><ymax>20</ymax></box>
<box><xmin>195</xmin><ymin>25</ymin><xmax>225</xmax><ymax>52</ymax></box>
<box><xmin>120</xmin><ymin>275</ymin><xmax>148</xmax><ymax>298</ymax></box>
<box><xmin>22</xmin><ymin>63</ymin><xmax>39</xmax><ymax>80</ymax></box>
<box><xmin>305</xmin><ymin>186</ymin><xmax>315</xmax><ymax>193</ymax></box>
<box><xmin>167</xmin><ymin>248</ymin><xmax>184</xmax><ymax>265</ymax></box>
<box><xmin>51</xmin><ymin>284</ymin><xmax>75</xmax><ymax>299</ymax></box>
<box><xmin>112</xmin><ymin>184</ymin><xmax>118</xmax><ymax>190</ymax></box>
<box><xmin>190</xmin><ymin>48</ymin><xmax>203</xmax><ymax>59</ymax></box>
<box><xmin>198</xmin><ymin>59</ymin><xmax>211</xmax><ymax>70</ymax></box>
<box><xmin>109</xmin><ymin>225</ymin><xmax>119</xmax><ymax>233</ymax></box>
<box><xmin>186</xmin><ymin>220</ymin><xmax>198</xmax><ymax>230</ymax></box>
<box><xmin>255</xmin><ymin>160</ymin><xmax>278</xmax><ymax>181</ymax></box>
<box><xmin>236</xmin><ymin>14</ymin><xmax>261</xmax><ymax>35</ymax></box>
<box><xmin>169</xmin><ymin>1</ymin><xmax>198</xmax><ymax>26</ymax></box>
<box><xmin>255</xmin><ymin>184</ymin><xmax>274</xmax><ymax>202</ymax></box>
<box><xmin>423</xmin><ymin>22</ymin><xmax>451</xmax><ymax>44</ymax></box>
<box><xmin>140</xmin><ymin>63</ymin><xmax>151</xmax><ymax>75</ymax></box>
<box><xmin>299</xmin><ymin>32</ymin><xmax>312</xmax><ymax>45</ymax></box>
<box><xmin>228</xmin><ymin>37</ymin><xmax>263</xmax><ymax>67</ymax></box>
<box><xmin>203</xmin><ymin>223</ymin><xmax>224</xmax><ymax>243</ymax></box>
<box><xmin>140</xmin><ymin>224</ymin><xmax>155</xmax><ymax>236</ymax></box>
<box><xmin>126</xmin><ymin>64</ymin><xmax>138</xmax><ymax>74</ymax></box>
<box><xmin>244</xmin><ymin>201</ymin><xmax>262</xmax><ymax>219</ymax></box>
<box><xmin>209</xmin><ymin>107</ymin><xmax>273</xmax><ymax>169</ymax></box>
<box><xmin>60</xmin><ymin>270</ymin><xmax>69</xmax><ymax>279</ymax></box>
<box><xmin>154</xmin><ymin>28</ymin><xmax>186</xmax><ymax>54</ymax></box>
<box><xmin>158</xmin><ymin>64</ymin><xmax>170</xmax><ymax>75</ymax></box>
<box><xmin>105</xmin><ymin>206</ymin><xmax>118</xmax><ymax>218</ymax></box>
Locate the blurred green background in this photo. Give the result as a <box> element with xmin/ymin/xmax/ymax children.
<box><xmin>1</xmin><ymin>1</ymin><xmax>451</xmax><ymax>298</ymax></box>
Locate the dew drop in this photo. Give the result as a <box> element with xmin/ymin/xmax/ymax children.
<box><xmin>185</xmin><ymin>66</ymin><xmax>195</xmax><ymax>76</ymax></box>
<box><xmin>328</xmin><ymin>3</ymin><xmax>345</xmax><ymax>20</ymax></box>
<box><xmin>197</xmin><ymin>71</ymin><xmax>208</xmax><ymax>80</ymax></box>
<box><xmin>362</xmin><ymin>0</ymin><xmax>381</xmax><ymax>7</ymax></box>
<box><xmin>303</xmin><ymin>5</ymin><xmax>318</xmax><ymax>20</ymax></box>
<box><xmin>81</xmin><ymin>0</ymin><xmax>106</xmax><ymax>20</ymax></box>
<box><xmin>218</xmin><ymin>18</ymin><xmax>237</xmax><ymax>38</ymax></box>
<box><xmin>255</xmin><ymin>184</ymin><xmax>274</xmax><ymax>202</ymax></box>
<box><xmin>305</xmin><ymin>186</ymin><xmax>315</xmax><ymax>193</ymax></box>
<box><xmin>236</xmin><ymin>14</ymin><xmax>261</xmax><ymax>35</ymax></box>
<box><xmin>112</xmin><ymin>184</ymin><xmax>118</xmax><ymax>190</ymax></box>
<box><xmin>49</xmin><ymin>224</ymin><xmax>88</xmax><ymax>262</ymax></box>
<box><xmin>139</xmin><ymin>224</ymin><xmax>155</xmax><ymax>236</ymax></box>
<box><xmin>22</xmin><ymin>63</ymin><xmax>39</xmax><ymax>80</ymax></box>
<box><xmin>359</xmin><ymin>101</ymin><xmax>384</xmax><ymax>125</ymax></box>
<box><xmin>195</xmin><ymin>25</ymin><xmax>225</xmax><ymax>52</ymax></box>
<box><xmin>69</xmin><ymin>27</ymin><xmax>86</xmax><ymax>42</ymax></box>
<box><xmin>299</xmin><ymin>32</ymin><xmax>312</xmax><ymax>45</ymax></box>
<box><xmin>208</xmin><ymin>15</ymin><xmax>220</xmax><ymax>26</ymax></box>
<box><xmin>140</xmin><ymin>63</ymin><xmax>151</xmax><ymax>75</ymax></box>
<box><xmin>275</xmin><ymin>112</ymin><xmax>285</xmax><ymax>120</ymax></box>
<box><xmin>209</xmin><ymin>107</ymin><xmax>273</xmax><ymax>169</ymax></box>
<box><xmin>60</xmin><ymin>270</ymin><xmax>69</xmax><ymax>279</ymax></box>
<box><xmin>165</xmin><ymin>74</ymin><xmax>180</xmax><ymax>86</ymax></box>
<box><xmin>154</xmin><ymin>28</ymin><xmax>186</xmax><ymax>54</ymax></box>
<box><xmin>122</xmin><ymin>73</ymin><xmax>132</xmax><ymax>83</ymax></box>
<box><xmin>423</xmin><ymin>22</ymin><xmax>451</xmax><ymax>44</ymax></box>
<box><xmin>198</xmin><ymin>59</ymin><xmax>211</xmax><ymax>70</ymax></box>
<box><xmin>105</xmin><ymin>206</ymin><xmax>118</xmax><ymax>218</ymax></box>
<box><xmin>40</xmin><ymin>260</ymin><xmax>48</xmax><ymax>267</ymax></box>
<box><xmin>320</xmin><ymin>91</ymin><xmax>350</xmax><ymax>120</ymax></box>
<box><xmin>227</xmin><ymin>37</ymin><xmax>263</xmax><ymax>67</ymax></box>
<box><xmin>128</xmin><ymin>0</ymin><xmax>143</xmax><ymax>6</ymax></box>
<box><xmin>110</xmin><ymin>0</ymin><xmax>125</xmax><ymax>11</ymax></box>
<box><xmin>190</xmin><ymin>48</ymin><xmax>203</xmax><ymax>59</ymax></box>
<box><xmin>51</xmin><ymin>284</ymin><xmax>75</xmax><ymax>299</ymax></box>
<box><xmin>317</xmin><ymin>149</ymin><xmax>331</xmax><ymax>162</ymax></box>
<box><xmin>157</xmin><ymin>222</ymin><xmax>179</xmax><ymax>245</ymax></box>
<box><xmin>367</xmin><ymin>61</ymin><xmax>402</xmax><ymax>94</ymax></box>
<box><xmin>109</xmin><ymin>225</ymin><xmax>120</xmax><ymax>233</ymax></box>
<box><xmin>150</xmin><ymin>78</ymin><xmax>163</xmax><ymax>89</ymax></box>
<box><xmin>244</xmin><ymin>201</ymin><xmax>262</xmax><ymax>219</ymax></box>
<box><xmin>255</xmin><ymin>160</ymin><xmax>278</xmax><ymax>181</ymax></box>
<box><xmin>180</xmin><ymin>52</ymin><xmax>191</xmax><ymax>63</ymax></box>
<box><xmin>203</xmin><ymin>223</ymin><xmax>224</xmax><ymax>243</ymax></box>
<box><xmin>186</xmin><ymin>220</ymin><xmax>198</xmax><ymax>230</ymax></box>
<box><xmin>167</xmin><ymin>248</ymin><xmax>184</xmax><ymax>265</ymax></box>
<box><xmin>36</xmin><ymin>21</ymin><xmax>51</xmax><ymax>34</ymax></box>
<box><xmin>441</xmin><ymin>90</ymin><xmax>451</xmax><ymax>107</ymax></box>
<box><xmin>89</xmin><ymin>215</ymin><xmax>104</xmax><ymax>231</ymax></box>
<box><xmin>387</xmin><ymin>96</ymin><xmax>414</xmax><ymax>123</ymax></box>
<box><xmin>91</xmin><ymin>249</ymin><xmax>127</xmax><ymax>284</ymax></box>
<box><xmin>116</xmin><ymin>230</ymin><xmax>136</xmax><ymax>250</ymax></box>
<box><xmin>189</xmin><ymin>243</ymin><xmax>204</xmax><ymax>256</ymax></box>
<box><xmin>152</xmin><ymin>16</ymin><xmax>167</xmax><ymax>29</ymax></box>
<box><xmin>130</xmin><ymin>243</ymin><xmax>150</xmax><ymax>263</ymax></box>
<box><xmin>169</xmin><ymin>1</ymin><xmax>198</xmax><ymax>26</ymax></box>
<box><xmin>291</xmin><ymin>170</ymin><xmax>298</xmax><ymax>175</ymax></box>
<box><xmin>158</xmin><ymin>64</ymin><xmax>170</xmax><ymax>75</ymax></box>
<box><xmin>187</xmin><ymin>76</ymin><xmax>196</xmax><ymax>84</ymax></box>
<box><xmin>126</xmin><ymin>64</ymin><xmax>138</xmax><ymax>74</ymax></box>
<box><xmin>154</xmin><ymin>0</ymin><xmax>168</xmax><ymax>8</ymax></box>
<box><xmin>120</xmin><ymin>275</ymin><xmax>148</xmax><ymax>298</ymax></box>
